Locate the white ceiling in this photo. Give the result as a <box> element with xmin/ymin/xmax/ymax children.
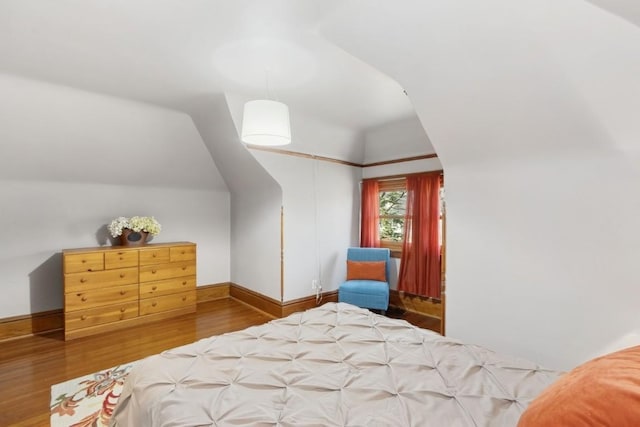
<box><xmin>587</xmin><ymin>0</ymin><xmax>640</xmax><ymax>27</ymax></box>
<box><xmin>1</xmin><ymin>0</ymin><xmax>638</xmax><ymax>157</ymax></box>
<box><xmin>0</xmin><ymin>0</ymin><xmax>415</xmax><ymax>133</ymax></box>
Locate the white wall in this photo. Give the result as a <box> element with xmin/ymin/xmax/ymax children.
<box><xmin>0</xmin><ymin>180</ymin><xmax>229</xmax><ymax>317</ymax></box>
<box><xmin>251</xmin><ymin>150</ymin><xmax>361</xmax><ymax>301</ymax></box>
<box><xmin>322</xmin><ymin>0</ymin><xmax>640</xmax><ymax>370</ymax></box>
<box><xmin>190</xmin><ymin>95</ymin><xmax>283</xmax><ymax>301</ymax></box>
<box><xmin>444</xmin><ymin>150</ymin><xmax>640</xmax><ymax>368</ymax></box>
<box><xmin>0</xmin><ymin>74</ymin><xmax>230</xmax><ymax>317</ymax></box>
<box><xmin>229</xmin><ymin>188</ymin><xmax>282</xmax><ymax>300</ymax></box>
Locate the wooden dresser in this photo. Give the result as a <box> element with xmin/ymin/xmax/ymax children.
<box><xmin>62</xmin><ymin>242</ymin><xmax>196</xmax><ymax>340</ymax></box>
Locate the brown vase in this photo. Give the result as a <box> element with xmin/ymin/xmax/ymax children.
<box><xmin>120</xmin><ymin>229</ymin><xmax>149</xmax><ymax>246</ymax></box>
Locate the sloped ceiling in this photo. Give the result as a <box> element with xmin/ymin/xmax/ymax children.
<box><xmin>321</xmin><ymin>0</ymin><xmax>640</xmax><ymax>164</ymax></box>
<box><xmin>1</xmin><ymin>1</ymin><xmax>638</xmax><ymax>165</ymax></box>
<box><xmin>587</xmin><ymin>0</ymin><xmax>640</xmax><ymax>27</ymax></box>
<box><xmin>0</xmin><ymin>72</ymin><xmax>225</xmax><ymax>190</ymax></box>
<box><xmin>0</xmin><ymin>0</ymin><xmax>418</xmax><ymax>164</ymax></box>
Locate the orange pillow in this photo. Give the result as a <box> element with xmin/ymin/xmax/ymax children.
<box><xmin>518</xmin><ymin>345</ymin><xmax>640</xmax><ymax>426</ymax></box>
<box><xmin>346</xmin><ymin>260</ymin><xmax>386</xmax><ymax>282</ymax></box>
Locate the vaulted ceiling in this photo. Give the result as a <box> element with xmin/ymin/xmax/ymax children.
<box><xmin>1</xmin><ymin>0</ymin><xmax>638</xmax><ymax>164</ymax></box>
<box><xmin>587</xmin><ymin>0</ymin><xmax>640</xmax><ymax>27</ymax></box>
<box><xmin>0</xmin><ymin>1</ymin><xmax>414</xmax><ymax>132</ymax></box>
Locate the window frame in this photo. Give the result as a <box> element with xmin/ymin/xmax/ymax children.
<box><xmin>369</xmin><ymin>174</ymin><xmax>445</xmax><ymax>259</ymax></box>
<box><xmin>378</xmin><ymin>178</ymin><xmax>407</xmax><ymax>258</ymax></box>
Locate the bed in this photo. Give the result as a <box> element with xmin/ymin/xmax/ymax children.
<box><xmin>111</xmin><ymin>302</ymin><xmax>562</xmax><ymax>426</ymax></box>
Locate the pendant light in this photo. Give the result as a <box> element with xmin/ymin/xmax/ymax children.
<box><xmin>241</xmin><ymin>99</ymin><xmax>291</xmax><ymax>146</ymax></box>
<box><xmin>241</xmin><ymin>69</ymin><xmax>291</xmax><ymax>146</ymax></box>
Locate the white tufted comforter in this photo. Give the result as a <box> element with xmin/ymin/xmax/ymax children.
<box><xmin>110</xmin><ymin>302</ymin><xmax>561</xmax><ymax>427</ymax></box>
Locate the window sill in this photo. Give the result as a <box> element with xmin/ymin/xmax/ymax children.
<box><xmin>380</xmin><ymin>241</ymin><xmax>402</xmax><ymax>259</ymax></box>
<box><xmin>390</xmin><ymin>250</ymin><xmax>402</xmax><ymax>259</ymax></box>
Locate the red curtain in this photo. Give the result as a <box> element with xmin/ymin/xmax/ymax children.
<box><xmin>360</xmin><ymin>180</ymin><xmax>380</xmax><ymax>247</ymax></box>
<box><xmin>398</xmin><ymin>172</ymin><xmax>441</xmax><ymax>298</ymax></box>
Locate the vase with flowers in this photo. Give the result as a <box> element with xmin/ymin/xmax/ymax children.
<box><xmin>108</xmin><ymin>216</ymin><xmax>161</xmax><ymax>246</ymax></box>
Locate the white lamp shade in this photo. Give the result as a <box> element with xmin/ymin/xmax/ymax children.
<box><xmin>241</xmin><ymin>100</ymin><xmax>291</xmax><ymax>146</ymax></box>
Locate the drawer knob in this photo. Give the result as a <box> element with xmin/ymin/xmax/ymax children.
<box><xmin>81</xmin><ymin>315</ymin><xmax>86</xmax><ymax>320</ymax></box>
<box><xmin>152</xmin><ymin>302</ymin><xmax>157</xmax><ymax>307</ymax></box>
<box><xmin>119</xmin><ymin>257</ymin><xmax>123</xmax><ymax>260</ymax></box>
<box><xmin>80</xmin><ymin>278</ymin><xmax>87</xmax><ymax>283</ymax></box>
<box><xmin>81</xmin><ymin>259</ymin><xmax>86</xmax><ymax>264</ymax></box>
<box><xmin>152</xmin><ymin>253</ymin><xmax>157</xmax><ymax>258</ymax></box>
<box><xmin>120</xmin><ymin>274</ymin><xmax>125</xmax><ymax>278</ymax></box>
<box><xmin>120</xmin><ymin>290</ymin><xmax>126</xmax><ymax>295</ymax></box>
<box><xmin>81</xmin><ymin>296</ymin><xmax>87</xmax><ymax>302</ymax></box>
<box><xmin>182</xmin><ymin>296</ymin><xmax>187</xmax><ymax>301</ymax></box>
<box><xmin>182</xmin><ymin>267</ymin><xmax>187</xmax><ymax>271</ymax></box>
<box><xmin>152</xmin><ymin>269</ymin><xmax>157</xmax><ymax>274</ymax></box>
<box><xmin>181</xmin><ymin>251</ymin><xmax>185</xmax><ymax>254</ymax></box>
<box><xmin>120</xmin><ymin>307</ymin><xmax>126</xmax><ymax>312</ymax></box>
<box><xmin>152</xmin><ymin>286</ymin><xmax>157</xmax><ymax>291</ymax></box>
<box><xmin>182</xmin><ymin>281</ymin><xmax>187</xmax><ymax>285</ymax></box>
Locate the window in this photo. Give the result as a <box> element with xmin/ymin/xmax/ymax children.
<box><xmin>372</xmin><ymin>175</ymin><xmax>444</xmax><ymax>258</ymax></box>
<box><xmin>378</xmin><ymin>178</ymin><xmax>407</xmax><ymax>255</ymax></box>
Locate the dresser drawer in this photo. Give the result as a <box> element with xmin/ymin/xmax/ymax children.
<box><xmin>139</xmin><ymin>261</ymin><xmax>196</xmax><ymax>282</ymax></box>
<box><xmin>65</xmin><ymin>267</ymin><xmax>138</xmax><ymax>293</ymax></box>
<box><xmin>139</xmin><ymin>276</ymin><xmax>196</xmax><ymax>298</ymax></box>
<box><xmin>65</xmin><ymin>301</ymin><xmax>139</xmax><ymax>331</ymax></box>
<box><xmin>170</xmin><ymin>245</ymin><xmax>196</xmax><ymax>262</ymax></box>
<box><xmin>139</xmin><ymin>247</ymin><xmax>170</xmax><ymax>265</ymax></box>
<box><xmin>104</xmin><ymin>250</ymin><xmax>138</xmax><ymax>269</ymax></box>
<box><xmin>65</xmin><ymin>284</ymin><xmax>138</xmax><ymax>312</ymax></box>
<box><xmin>139</xmin><ymin>290</ymin><xmax>196</xmax><ymax>316</ymax></box>
<box><xmin>64</xmin><ymin>252</ymin><xmax>104</xmax><ymax>274</ymax></box>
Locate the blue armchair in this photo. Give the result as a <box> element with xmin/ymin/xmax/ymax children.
<box><xmin>338</xmin><ymin>247</ymin><xmax>391</xmax><ymax>312</ymax></box>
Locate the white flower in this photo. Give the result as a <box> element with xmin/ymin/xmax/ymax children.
<box><xmin>108</xmin><ymin>216</ymin><xmax>161</xmax><ymax>237</ymax></box>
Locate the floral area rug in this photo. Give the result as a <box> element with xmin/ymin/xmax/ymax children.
<box><xmin>50</xmin><ymin>361</ymin><xmax>137</xmax><ymax>427</ymax></box>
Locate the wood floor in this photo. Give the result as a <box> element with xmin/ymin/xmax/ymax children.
<box><xmin>0</xmin><ymin>298</ymin><xmax>441</xmax><ymax>427</ymax></box>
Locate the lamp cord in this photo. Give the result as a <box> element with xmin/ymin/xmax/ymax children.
<box><xmin>313</xmin><ymin>157</ymin><xmax>322</xmax><ymax>305</ymax></box>
<box><xmin>265</xmin><ymin>68</ymin><xmax>278</xmax><ymax>102</ymax></box>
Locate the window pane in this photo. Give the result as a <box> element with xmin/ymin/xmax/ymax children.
<box><xmin>379</xmin><ymin>191</ymin><xmax>406</xmax><ymax>216</ymax></box>
<box><xmin>379</xmin><ymin>217</ymin><xmax>405</xmax><ymax>242</ymax></box>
